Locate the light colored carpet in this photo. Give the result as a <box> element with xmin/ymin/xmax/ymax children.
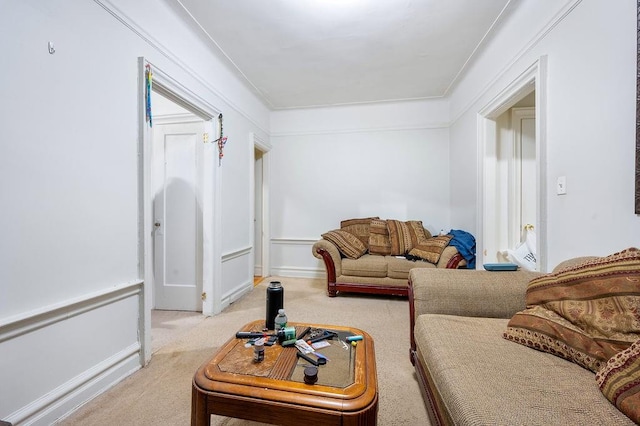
<box><xmin>151</xmin><ymin>310</ymin><xmax>208</xmax><ymax>354</ymax></box>
<box><xmin>58</xmin><ymin>277</ymin><xmax>431</xmax><ymax>425</ymax></box>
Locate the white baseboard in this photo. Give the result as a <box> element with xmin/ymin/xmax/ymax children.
<box><xmin>1</xmin><ymin>282</ymin><xmax>143</xmax><ymax>426</ymax></box>
<box><xmin>269</xmin><ymin>238</ymin><xmax>325</xmax><ymax>279</ymax></box>
<box><xmin>220</xmin><ymin>281</ymin><xmax>254</xmax><ymax>310</ymax></box>
<box><xmin>10</xmin><ymin>344</ymin><xmax>140</xmax><ymax>426</ymax></box>
<box><xmin>270</xmin><ymin>266</ymin><xmax>324</xmax><ymax>279</ymax></box>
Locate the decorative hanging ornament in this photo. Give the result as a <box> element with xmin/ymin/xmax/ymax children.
<box><xmin>214</xmin><ymin>113</ymin><xmax>228</xmax><ymax>166</ymax></box>
<box><xmin>145</xmin><ymin>64</ymin><xmax>153</xmax><ymax>127</ymax></box>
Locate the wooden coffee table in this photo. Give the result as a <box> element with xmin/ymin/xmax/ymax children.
<box><xmin>191</xmin><ymin>320</ymin><xmax>378</xmax><ymax>425</ymax></box>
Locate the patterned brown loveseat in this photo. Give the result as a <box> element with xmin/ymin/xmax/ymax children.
<box><xmin>312</xmin><ymin>217</ymin><xmax>466</xmax><ymax>297</ymax></box>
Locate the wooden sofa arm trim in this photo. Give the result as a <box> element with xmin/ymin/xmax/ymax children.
<box><xmin>445</xmin><ymin>252</ymin><xmax>464</xmax><ymax>269</ymax></box>
<box><xmin>314</xmin><ymin>247</ymin><xmax>338</xmax><ymax>297</ymax></box>
<box><xmin>408</xmin><ymin>277</ymin><xmax>417</xmax><ymax>365</ymax></box>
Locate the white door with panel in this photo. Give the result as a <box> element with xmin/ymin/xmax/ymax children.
<box><xmin>510</xmin><ymin>108</ymin><xmax>536</xmax><ymax>249</ymax></box>
<box><xmin>152</xmin><ymin>122</ymin><xmax>205</xmax><ymax>311</ymax></box>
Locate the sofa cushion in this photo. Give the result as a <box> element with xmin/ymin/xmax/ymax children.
<box><xmin>597</xmin><ymin>338</ymin><xmax>640</xmax><ymax>423</ymax></box>
<box><xmin>387</xmin><ymin>256</ymin><xmax>435</xmax><ymax>279</ymax></box>
<box><xmin>341</xmin><ymin>254</ymin><xmax>388</xmax><ymax>278</ymax></box>
<box><xmin>504</xmin><ymin>247</ymin><xmax>640</xmax><ymax>372</ymax></box>
<box><xmin>408</xmin><ymin>235</ymin><xmax>453</xmax><ymax>264</ymax></box>
<box><xmin>368</xmin><ymin>219</ymin><xmax>392</xmax><ymax>256</ymax></box>
<box><xmin>415</xmin><ymin>314</ymin><xmax>634</xmax><ymax>425</ymax></box>
<box><xmin>321</xmin><ymin>229</ymin><xmax>367</xmax><ymax>259</ymax></box>
<box><xmin>340</xmin><ymin>217</ymin><xmax>378</xmax><ymax>247</ymax></box>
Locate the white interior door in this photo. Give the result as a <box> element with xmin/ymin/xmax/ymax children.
<box><xmin>511</xmin><ymin>108</ymin><xmax>536</xmax><ymax>247</ymax></box>
<box><xmin>153</xmin><ymin>122</ymin><xmax>204</xmax><ymax>311</ymax></box>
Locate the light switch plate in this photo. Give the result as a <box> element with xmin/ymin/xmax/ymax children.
<box><xmin>557</xmin><ymin>176</ymin><xmax>567</xmax><ymax>195</ymax></box>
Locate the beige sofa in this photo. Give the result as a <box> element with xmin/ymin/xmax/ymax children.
<box><xmin>312</xmin><ymin>218</ymin><xmax>466</xmax><ymax>297</ymax></box>
<box><xmin>313</xmin><ymin>240</ymin><xmax>463</xmax><ymax>297</ymax></box>
<box><xmin>408</xmin><ymin>259</ymin><xmax>636</xmax><ymax>425</ymax></box>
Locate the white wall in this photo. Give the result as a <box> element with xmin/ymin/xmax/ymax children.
<box><xmin>0</xmin><ymin>0</ymin><xmax>269</xmax><ymax>423</ymax></box>
<box><xmin>270</xmin><ymin>100</ymin><xmax>451</xmax><ymax>277</ymax></box>
<box><xmin>449</xmin><ymin>0</ymin><xmax>640</xmax><ymax>269</ymax></box>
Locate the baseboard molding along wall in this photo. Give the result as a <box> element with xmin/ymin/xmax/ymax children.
<box><xmin>0</xmin><ymin>281</ymin><xmax>143</xmax><ymax>425</ymax></box>
<box><xmin>270</xmin><ymin>266</ymin><xmax>325</xmax><ymax>279</ymax></box>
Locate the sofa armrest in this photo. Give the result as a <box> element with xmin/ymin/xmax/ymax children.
<box><xmin>436</xmin><ymin>245</ymin><xmax>466</xmax><ymax>268</ymax></box>
<box><xmin>408</xmin><ymin>268</ymin><xmax>543</xmax><ymax>364</ymax></box>
<box><xmin>312</xmin><ymin>239</ymin><xmax>343</xmax><ymax>293</ymax></box>
<box><xmin>409</xmin><ymin>269</ymin><xmax>543</xmax><ymax>320</ymax></box>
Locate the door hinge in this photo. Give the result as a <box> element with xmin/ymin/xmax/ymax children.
<box><xmin>203</xmin><ymin>133</ymin><xmax>209</xmax><ymax>144</ymax></box>
<box><xmin>201</xmin><ymin>292</ymin><xmax>207</xmax><ymax>301</ymax></box>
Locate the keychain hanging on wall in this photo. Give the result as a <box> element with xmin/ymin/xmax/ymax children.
<box><xmin>214</xmin><ymin>113</ymin><xmax>228</xmax><ymax>166</ymax></box>
<box><xmin>145</xmin><ymin>64</ymin><xmax>153</xmax><ymax>127</ymax></box>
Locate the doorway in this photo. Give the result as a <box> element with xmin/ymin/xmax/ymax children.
<box><xmin>254</xmin><ymin>147</ymin><xmax>264</xmax><ymax>284</ymax></box>
<box><xmin>252</xmin><ymin>133</ymin><xmax>271</xmax><ymax>281</ymax></box>
<box><xmin>477</xmin><ymin>57</ymin><xmax>548</xmax><ymax>271</ymax></box>
<box><xmin>492</xmin><ymin>101</ymin><xmax>536</xmax><ymax>261</ymax></box>
<box><xmin>138</xmin><ymin>58</ymin><xmax>222</xmax><ymax>364</ymax></box>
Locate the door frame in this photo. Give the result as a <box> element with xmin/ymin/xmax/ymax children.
<box><xmin>138</xmin><ymin>58</ymin><xmax>222</xmax><ymax>364</ymax></box>
<box><xmin>250</xmin><ymin>133</ymin><xmax>271</xmax><ymax>279</ymax></box>
<box><xmin>476</xmin><ymin>56</ymin><xmax>548</xmax><ymax>272</ymax></box>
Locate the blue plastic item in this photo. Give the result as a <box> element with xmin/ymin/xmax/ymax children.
<box><xmin>483</xmin><ymin>263</ymin><xmax>518</xmax><ymax>271</ymax></box>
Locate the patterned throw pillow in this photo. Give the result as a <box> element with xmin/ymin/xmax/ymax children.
<box><xmin>408</xmin><ymin>235</ymin><xmax>453</xmax><ymax>264</ymax></box>
<box><xmin>503</xmin><ymin>247</ymin><xmax>640</xmax><ymax>373</ymax></box>
<box><xmin>340</xmin><ymin>217</ymin><xmax>378</xmax><ymax>247</ymax></box>
<box><xmin>321</xmin><ymin>230</ymin><xmax>367</xmax><ymax>259</ymax></box>
<box><xmin>406</xmin><ymin>220</ymin><xmax>432</xmax><ymax>246</ymax></box>
<box><xmin>387</xmin><ymin>220</ymin><xmax>414</xmax><ymax>255</ymax></box>
<box><xmin>368</xmin><ymin>219</ymin><xmax>391</xmax><ymax>256</ymax></box>
<box><xmin>596</xmin><ymin>339</ymin><xmax>640</xmax><ymax>423</ymax></box>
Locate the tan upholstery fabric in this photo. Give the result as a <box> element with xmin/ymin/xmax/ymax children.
<box><xmin>312</xmin><ymin>239</ymin><xmax>342</xmax><ymax>277</ymax></box>
<box><xmin>436</xmin><ymin>245</ymin><xmax>466</xmax><ymax>268</ymax></box>
<box><xmin>414</xmin><ymin>314</ymin><xmax>635</xmax><ymax>425</ymax></box>
<box><xmin>504</xmin><ymin>247</ymin><xmax>640</xmax><ymax>372</ymax></box>
<box><xmin>409</xmin><ymin>269</ymin><xmax>542</xmax><ymax>320</ymax></box>
<box><xmin>321</xmin><ymin>229</ymin><xmax>367</xmax><ymax>259</ymax></box>
<box><xmin>334</xmin><ymin>274</ymin><xmax>407</xmax><ymax>287</ymax></box>
<box><xmin>341</xmin><ymin>254</ymin><xmax>388</xmax><ymax>278</ymax></box>
<box><xmin>387</xmin><ymin>256</ymin><xmax>435</xmax><ymax>279</ymax></box>
<box><xmin>368</xmin><ymin>219</ymin><xmax>391</xmax><ymax>255</ymax></box>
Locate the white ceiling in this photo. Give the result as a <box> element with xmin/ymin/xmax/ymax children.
<box><xmin>176</xmin><ymin>0</ymin><xmax>516</xmax><ymax>110</ymax></box>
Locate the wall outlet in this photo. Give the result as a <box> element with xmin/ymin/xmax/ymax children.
<box><xmin>557</xmin><ymin>176</ymin><xmax>567</xmax><ymax>195</ymax></box>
